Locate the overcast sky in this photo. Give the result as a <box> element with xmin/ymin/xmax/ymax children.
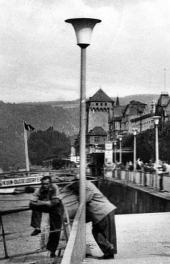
<box><xmin>0</xmin><ymin>0</ymin><xmax>170</xmax><ymax>103</ymax></box>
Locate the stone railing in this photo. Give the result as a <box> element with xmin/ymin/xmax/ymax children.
<box><xmin>105</xmin><ymin>169</ymin><xmax>170</xmax><ymax>192</ymax></box>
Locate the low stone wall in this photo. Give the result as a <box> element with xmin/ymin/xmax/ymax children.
<box><xmin>61</xmin><ymin>204</ymin><xmax>86</xmax><ymax>264</ymax></box>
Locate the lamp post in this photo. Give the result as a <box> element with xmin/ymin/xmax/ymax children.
<box><xmin>118</xmin><ymin>136</ymin><xmax>122</xmax><ymax>163</ymax></box>
<box><xmin>65</xmin><ymin>18</ymin><xmax>101</xmax><ymax>205</ymax></box>
<box><xmin>132</xmin><ymin>128</ymin><xmax>138</xmax><ymax>183</ymax></box>
<box><xmin>113</xmin><ymin>141</ymin><xmax>117</xmax><ymax>163</ymax></box>
<box><xmin>153</xmin><ymin>116</ymin><xmax>160</xmax><ymax>190</ymax></box>
<box><xmin>65</xmin><ymin>18</ymin><xmax>101</xmax><ymax>260</ymax></box>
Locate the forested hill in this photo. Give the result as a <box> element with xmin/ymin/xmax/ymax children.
<box><xmin>0</xmin><ymin>101</ymin><xmax>79</xmax><ymax>170</ymax></box>
<box><xmin>116</xmin><ymin>94</ymin><xmax>159</xmax><ymax>105</ymax></box>
<box><xmin>24</xmin><ymin>94</ymin><xmax>159</xmax><ymax>107</ymax></box>
<box><xmin>0</xmin><ymin>94</ymin><xmax>159</xmax><ymax>171</ymax></box>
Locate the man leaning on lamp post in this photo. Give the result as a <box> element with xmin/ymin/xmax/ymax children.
<box><xmin>29</xmin><ymin>176</ymin><xmax>64</xmax><ymax>258</ymax></box>
<box><xmin>67</xmin><ymin>172</ymin><xmax>117</xmax><ymax>259</ymax></box>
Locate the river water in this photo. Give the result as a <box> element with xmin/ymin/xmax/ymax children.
<box><xmin>0</xmin><ymin>183</ymin><xmax>79</xmax><ymax>259</ymax></box>
<box><xmin>0</xmin><ymin>193</ymin><xmax>49</xmax><ymax>258</ymax></box>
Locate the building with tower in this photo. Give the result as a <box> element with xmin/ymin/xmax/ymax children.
<box><xmin>155</xmin><ymin>92</ymin><xmax>170</xmax><ymax>123</ymax></box>
<box><xmin>86</xmin><ymin>88</ymin><xmax>114</xmax><ymax>134</ymax></box>
<box><xmin>72</xmin><ymin>88</ymin><xmax>170</xmax><ymax>169</ymax></box>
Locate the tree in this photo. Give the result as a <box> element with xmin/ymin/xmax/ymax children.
<box><xmin>136</xmin><ymin>129</ymin><xmax>155</xmax><ymax>163</ymax></box>
<box><xmin>158</xmin><ymin>121</ymin><xmax>170</xmax><ymax>162</ymax></box>
<box><xmin>122</xmin><ymin>129</ymin><xmax>155</xmax><ymax>163</ymax></box>
<box><xmin>122</xmin><ymin>121</ymin><xmax>170</xmax><ymax>164</ymax></box>
<box><xmin>28</xmin><ymin>127</ymin><xmax>70</xmax><ymax>165</ymax></box>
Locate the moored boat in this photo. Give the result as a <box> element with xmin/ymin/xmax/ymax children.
<box><xmin>0</xmin><ymin>188</ymin><xmax>16</xmax><ymax>194</ymax></box>
<box><xmin>0</xmin><ymin>170</ymin><xmax>76</xmax><ymax>194</ymax></box>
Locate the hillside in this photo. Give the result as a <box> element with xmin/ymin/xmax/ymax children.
<box><xmin>114</xmin><ymin>94</ymin><xmax>160</xmax><ymax>106</ymax></box>
<box><xmin>21</xmin><ymin>94</ymin><xmax>160</xmax><ymax>108</ymax></box>
<box><xmin>0</xmin><ymin>102</ymin><xmax>80</xmax><ymax>170</ymax></box>
<box><xmin>0</xmin><ymin>94</ymin><xmax>159</xmax><ymax>171</ymax></box>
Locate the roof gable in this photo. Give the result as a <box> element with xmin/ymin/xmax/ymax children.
<box><xmin>157</xmin><ymin>93</ymin><xmax>170</xmax><ymax>106</ymax></box>
<box><xmin>123</xmin><ymin>100</ymin><xmax>147</xmax><ymax>116</ymax></box>
<box><xmin>114</xmin><ymin>105</ymin><xmax>126</xmax><ymax>117</ymax></box>
<box><xmin>88</xmin><ymin>88</ymin><xmax>113</xmax><ymax>102</ymax></box>
<box><xmin>88</xmin><ymin>126</ymin><xmax>107</xmax><ymax>136</ymax></box>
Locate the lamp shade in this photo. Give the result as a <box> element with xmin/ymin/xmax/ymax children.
<box><xmin>153</xmin><ymin>116</ymin><xmax>160</xmax><ymax>125</ymax></box>
<box><xmin>65</xmin><ymin>18</ymin><xmax>101</xmax><ymax>46</ymax></box>
<box><xmin>113</xmin><ymin>140</ymin><xmax>117</xmax><ymax>146</ymax></box>
<box><xmin>132</xmin><ymin>128</ymin><xmax>138</xmax><ymax>136</ymax></box>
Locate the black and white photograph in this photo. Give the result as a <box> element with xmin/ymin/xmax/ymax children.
<box><xmin>0</xmin><ymin>0</ymin><xmax>170</xmax><ymax>263</ymax></box>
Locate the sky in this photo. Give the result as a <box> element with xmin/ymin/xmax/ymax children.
<box><xmin>0</xmin><ymin>0</ymin><xmax>170</xmax><ymax>103</ymax></box>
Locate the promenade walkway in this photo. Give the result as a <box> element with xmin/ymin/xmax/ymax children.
<box><xmin>84</xmin><ymin>212</ymin><xmax>170</xmax><ymax>263</ymax></box>
<box><xmin>2</xmin><ymin>212</ymin><xmax>170</xmax><ymax>263</ymax></box>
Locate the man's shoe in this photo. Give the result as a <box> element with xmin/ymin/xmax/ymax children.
<box><xmin>50</xmin><ymin>252</ymin><xmax>57</xmax><ymax>258</ymax></box>
<box><xmin>31</xmin><ymin>229</ymin><xmax>41</xmax><ymax>236</ymax></box>
<box><xmin>103</xmin><ymin>247</ymin><xmax>114</xmax><ymax>259</ymax></box>
<box><xmin>103</xmin><ymin>253</ymin><xmax>114</xmax><ymax>259</ymax></box>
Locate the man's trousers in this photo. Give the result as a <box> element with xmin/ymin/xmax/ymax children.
<box><xmin>31</xmin><ymin>201</ymin><xmax>64</xmax><ymax>253</ymax></box>
<box><xmin>92</xmin><ymin>209</ymin><xmax>117</xmax><ymax>255</ymax></box>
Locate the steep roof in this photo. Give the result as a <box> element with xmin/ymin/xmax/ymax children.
<box><xmin>88</xmin><ymin>88</ymin><xmax>113</xmax><ymax>102</ymax></box>
<box><xmin>116</xmin><ymin>96</ymin><xmax>120</xmax><ymax>106</ymax></box>
<box><xmin>157</xmin><ymin>92</ymin><xmax>170</xmax><ymax>106</ymax></box>
<box><xmin>123</xmin><ymin>100</ymin><xmax>147</xmax><ymax>116</ymax></box>
<box><xmin>87</xmin><ymin>126</ymin><xmax>107</xmax><ymax>136</ymax></box>
<box><xmin>114</xmin><ymin>105</ymin><xmax>126</xmax><ymax>117</ymax></box>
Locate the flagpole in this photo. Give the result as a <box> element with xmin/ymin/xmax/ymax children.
<box><xmin>23</xmin><ymin>122</ymin><xmax>30</xmax><ymax>172</ymax></box>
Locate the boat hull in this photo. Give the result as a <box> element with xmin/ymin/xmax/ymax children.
<box><xmin>0</xmin><ymin>188</ymin><xmax>16</xmax><ymax>194</ymax></box>
<box><xmin>0</xmin><ymin>175</ymin><xmax>43</xmax><ymax>188</ymax></box>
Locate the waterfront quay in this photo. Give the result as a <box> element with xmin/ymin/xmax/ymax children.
<box><xmin>84</xmin><ymin>212</ymin><xmax>170</xmax><ymax>264</ymax></box>
<box><xmin>83</xmin><ymin>175</ymin><xmax>170</xmax><ymax>263</ymax></box>
<box><xmin>1</xmin><ymin>205</ymin><xmax>170</xmax><ymax>263</ymax></box>
<box><xmin>1</xmin><ymin>173</ymin><xmax>170</xmax><ymax>264</ymax></box>
<box><xmin>1</xmin><ymin>210</ymin><xmax>170</xmax><ymax>263</ymax></box>
<box><xmin>61</xmin><ymin>174</ymin><xmax>170</xmax><ymax>264</ymax></box>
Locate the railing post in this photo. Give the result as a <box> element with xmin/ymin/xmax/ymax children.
<box><xmin>143</xmin><ymin>171</ymin><xmax>146</xmax><ymax>187</ymax></box>
<box><xmin>159</xmin><ymin>173</ymin><xmax>164</xmax><ymax>191</ymax></box>
<box><xmin>0</xmin><ymin>215</ymin><xmax>9</xmax><ymax>259</ymax></box>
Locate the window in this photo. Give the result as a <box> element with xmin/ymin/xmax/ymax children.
<box><xmin>94</xmin><ymin>136</ymin><xmax>100</xmax><ymax>143</ymax></box>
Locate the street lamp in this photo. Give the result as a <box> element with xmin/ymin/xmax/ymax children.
<box><xmin>65</xmin><ymin>18</ymin><xmax>101</xmax><ymax>204</ymax></box>
<box><xmin>132</xmin><ymin>128</ymin><xmax>138</xmax><ymax>183</ymax></box>
<box><xmin>113</xmin><ymin>140</ymin><xmax>117</xmax><ymax>163</ymax></box>
<box><xmin>65</xmin><ymin>17</ymin><xmax>101</xmax><ymax>260</ymax></box>
<box><xmin>153</xmin><ymin>116</ymin><xmax>160</xmax><ymax>190</ymax></box>
<box><xmin>118</xmin><ymin>136</ymin><xmax>122</xmax><ymax>163</ymax></box>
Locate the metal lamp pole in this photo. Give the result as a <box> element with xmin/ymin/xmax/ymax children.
<box><xmin>113</xmin><ymin>141</ymin><xmax>117</xmax><ymax>163</ymax></box>
<box><xmin>132</xmin><ymin>129</ymin><xmax>138</xmax><ymax>183</ymax></box>
<box><xmin>65</xmin><ymin>18</ymin><xmax>101</xmax><ymax>205</ymax></box>
<box><xmin>153</xmin><ymin>116</ymin><xmax>160</xmax><ymax>190</ymax></box>
<box><xmin>65</xmin><ymin>18</ymin><xmax>101</xmax><ymax>260</ymax></box>
<box><xmin>119</xmin><ymin>136</ymin><xmax>122</xmax><ymax>164</ymax></box>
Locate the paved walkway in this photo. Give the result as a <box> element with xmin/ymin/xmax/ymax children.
<box><xmin>84</xmin><ymin>212</ymin><xmax>170</xmax><ymax>263</ymax></box>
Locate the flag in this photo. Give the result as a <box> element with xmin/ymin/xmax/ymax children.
<box><xmin>24</xmin><ymin>121</ymin><xmax>35</xmax><ymax>131</ymax></box>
